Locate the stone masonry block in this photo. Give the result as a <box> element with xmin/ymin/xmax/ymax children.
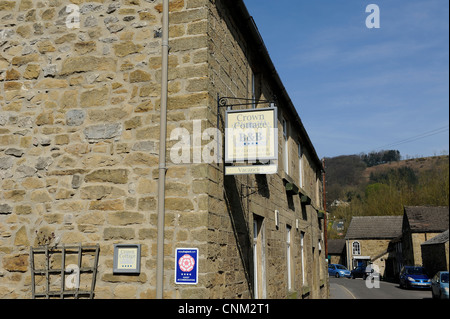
<box><xmin>60</xmin><ymin>56</ymin><xmax>117</xmax><ymax>75</ymax></box>
<box><xmin>3</xmin><ymin>254</ymin><xmax>29</xmax><ymax>272</ymax></box>
<box><xmin>84</xmin><ymin>123</ymin><xmax>123</xmax><ymax>142</ymax></box>
<box><xmin>85</xmin><ymin>169</ymin><xmax>129</xmax><ymax>184</ymax></box>
<box><xmin>107</xmin><ymin>211</ymin><xmax>144</xmax><ymax>226</ymax></box>
<box><xmin>103</xmin><ymin>227</ymin><xmax>135</xmax><ymax>240</ymax></box>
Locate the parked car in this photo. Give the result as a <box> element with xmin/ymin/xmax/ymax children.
<box><xmin>328</xmin><ymin>264</ymin><xmax>351</xmax><ymax>278</ymax></box>
<box><xmin>431</xmin><ymin>271</ymin><xmax>449</xmax><ymax>299</ymax></box>
<box><xmin>351</xmin><ymin>265</ymin><xmax>372</xmax><ymax>279</ymax></box>
<box><xmin>399</xmin><ymin>266</ymin><xmax>431</xmax><ymax>289</ymax></box>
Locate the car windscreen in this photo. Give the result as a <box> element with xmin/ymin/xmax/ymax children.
<box><xmin>405</xmin><ymin>267</ymin><xmax>425</xmax><ymax>275</ymax></box>
<box><xmin>441</xmin><ymin>273</ymin><xmax>449</xmax><ymax>283</ymax></box>
<box><xmin>336</xmin><ymin>265</ymin><xmax>347</xmax><ymax>270</ymax></box>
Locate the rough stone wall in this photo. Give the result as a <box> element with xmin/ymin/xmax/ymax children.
<box><xmin>421</xmin><ymin>242</ymin><xmax>449</xmax><ymax>277</ymax></box>
<box><xmin>206</xmin><ymin>0</ymin><xmax>327</xmax><ymax>299</ymax></box>
<box><xmin>0</xmin><ymin>0</ymin><xmax>210</xmax><ymax>299</ymax></box>
<box><xmin>204</xmin><ymin>0</ymin><xmax>253</xmax><ymax>299</ymax></box>
<box><xmin>1</xmin><ymin>0</ymin><xmax>326</xmax><ymax>299</ymax></box>
<box><xmin>411</xmin><ymin>232</ymin><xmax>441</xmax><ymax>266</ymax></box>
<box><xmin>445</xmin><ymin>241</ymin><xmax>449</xmax><ymax>273</ymax></box>
<box><xmin>351</xmin><ymin>239</ymin><xmax>392</xmax><ymax>276</ymax></box>
<box><xmin>358</xmin><ymin>239</ymin><xmax>391</xmax><ymax>258</ymax></box>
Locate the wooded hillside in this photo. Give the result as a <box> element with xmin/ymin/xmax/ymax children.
<box><xmin>324</xmin><ymin>153</ymin><xmax>449</xmax><ymax>239</ymax></box>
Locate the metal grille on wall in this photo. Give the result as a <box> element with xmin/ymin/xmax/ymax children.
<box><xmin>29</xmin><ymin>244</ymin><xmax>100</xmax><ymax>299</ymax></box>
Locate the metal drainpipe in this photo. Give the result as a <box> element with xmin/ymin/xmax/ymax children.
<box><xmin>156</xmin><ymin>0</ymin><xmax>169</xmax><ymax>300</ymax></box>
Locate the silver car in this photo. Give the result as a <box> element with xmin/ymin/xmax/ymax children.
<box><xmin>431</xmin><ymin>271</ymin><xmax>449</xmax><ymax>299</ymax></box>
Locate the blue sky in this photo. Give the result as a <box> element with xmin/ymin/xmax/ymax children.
<box><xmin>244</xmin><ymin>0</ymin><xmax>449</xmax><ymax>159</ymax></box>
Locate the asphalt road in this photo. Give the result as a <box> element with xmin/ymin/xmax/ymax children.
<box><xmin>329</xmin><ymin>276</ymin><xmax>432</xmax><ymax>299</ymax></box>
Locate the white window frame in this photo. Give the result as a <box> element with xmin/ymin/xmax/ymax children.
<box><xmin>298</xmin><ymin>142</ymin><xmax>303</xmax><ymax>188</ymax></box>
<box><xmin>301</xmin><ymin>231</ymin><xmax>305</xmax><ymax>285</ymax></box>
<box><xmin>251</xmin><ymin>73</ymin><xmax>256</xmax><ymax>109</ymax></box>
<box><xmin>282</xmin><ymin>118</ymin><xmax>289</xmax><ymax>175</ymax></box>
<box><xmin>352</xmin><ymin>241</ymin><xmax>361</xmax><ymax>256</ymax></box>
<box><xmin>253</xmin><ymin>220</ymin><xmax>258</xmax><ymax>297</ymax></box>
<box><xmin>316</xmin><ymin>170</ymin><xmax>320</xmax><ymax>206</ymax></box>
<box><xmin>286</xmin><ymin>225</ymin><xmax>292</xmax><ymax>291</ymax></box>
<box><xmin>253</xmin><ymin>217</ymin><xmax>265</xmax><ymax>299</ymax></box>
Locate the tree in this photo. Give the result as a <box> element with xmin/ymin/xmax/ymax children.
<box><xmin>360</xmin><ymin>150</ymin><xmax>400</xmax><ymax>167</ymax></box>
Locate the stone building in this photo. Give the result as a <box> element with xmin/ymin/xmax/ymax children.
<box><xmin>0</xmin><ymin>0</ymin><xmax>327</xmax><ymax>299</ymax></box>
<box><xmin>345</xmin><ymin>216</ymin><xmax>403</xmax><ymax>279</ymax></box>
<box><xmin>327</xmin><ymin>239</ymin><xmax>346</xmax><ymax>266</ymax></box>
<box><xmin>421</xmin><ymin>230</ymin><xmax>449</xmax><ymax>277</ymax></box>
<box><xmin>401</xmin><ymin>206</ymin><xmax>449</xmax><ymax>267</ymax></box>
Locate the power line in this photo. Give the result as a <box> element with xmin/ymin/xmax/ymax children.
<box><xmin>371</xmin><ymin>125</ymin><xmax>449</xmax><ymax>151</ymax></box>
<box><xmin>378</xmin><ymin>126</ymin><xmax>449</xmax><ymax>149</ymax></box>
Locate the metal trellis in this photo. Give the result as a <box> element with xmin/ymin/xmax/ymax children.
<box><xmin>29</xmin><ymin>244</ymin><xmax>100</xmax><ymax>299</ymax></box>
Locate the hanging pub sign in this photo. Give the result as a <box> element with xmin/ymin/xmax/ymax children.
<box><xmin>225</xmin><ymin>107</ymin><xmax>278</xmax><ymax>163</ymax></box>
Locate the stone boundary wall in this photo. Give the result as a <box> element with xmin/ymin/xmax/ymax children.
<box><xmin>1</xmin><ymin>0</ymin><xmax>210</xmax><ymax>299</ymax></box>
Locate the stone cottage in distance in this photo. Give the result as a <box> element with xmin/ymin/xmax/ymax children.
<box><xmin>0</xmin><ymin>0</ymin><xmax>327</xmax><ymax>299</ymax></box>
<box><xmin>342</xmin><ymin>207</ymin><xmax>449</xmax><ymax>280</ymax></box>
<box><xmin>345</xmin><ymin>216</ymin><xmax>403</xmax><ymax>279</ymax></box>
<box><xmin>402</xmin><ymin>206</ymin><xmax>449</xmax><ymax>268</ymax></box>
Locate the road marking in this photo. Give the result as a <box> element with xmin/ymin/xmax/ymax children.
<box><xmin>336</xmin><ymin>283</ymin><xmax>357</xmax><ymax>299</ymax></box>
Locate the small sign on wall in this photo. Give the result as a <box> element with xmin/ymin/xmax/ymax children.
<box><xmin>113</xmin><ymin>244</ymin><xmax>141</xmax><ymax>274</ymax></box>
<box><xmin>175</xmin><ymin>248</ymin><xmax>198</xmax><ymax>285</ymax></box>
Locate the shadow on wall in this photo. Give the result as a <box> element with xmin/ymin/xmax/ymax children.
<box><xmin>224</xmin><ymin>174</ymin><xmax>254</xmax><ymax>296</ymax></box>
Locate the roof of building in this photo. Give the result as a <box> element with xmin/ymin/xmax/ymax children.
<box><xmin>404</xmin><ymin>206</ymin><xmax>449</xmax><ymax>233</ymax></box>
<box><xmin>345</xmin><ymin>216</ymin><xmax>403</xmax><ymax>240</ymax></box>
<box><xmin>327</xmin><ymin>239</ymin><xmax>346</xmax><ymax>254</ymax></box>
<box><xmin>421</xmin><ymin>230</ymin><xmax>449</xmax><ymax>246</ymax></box>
